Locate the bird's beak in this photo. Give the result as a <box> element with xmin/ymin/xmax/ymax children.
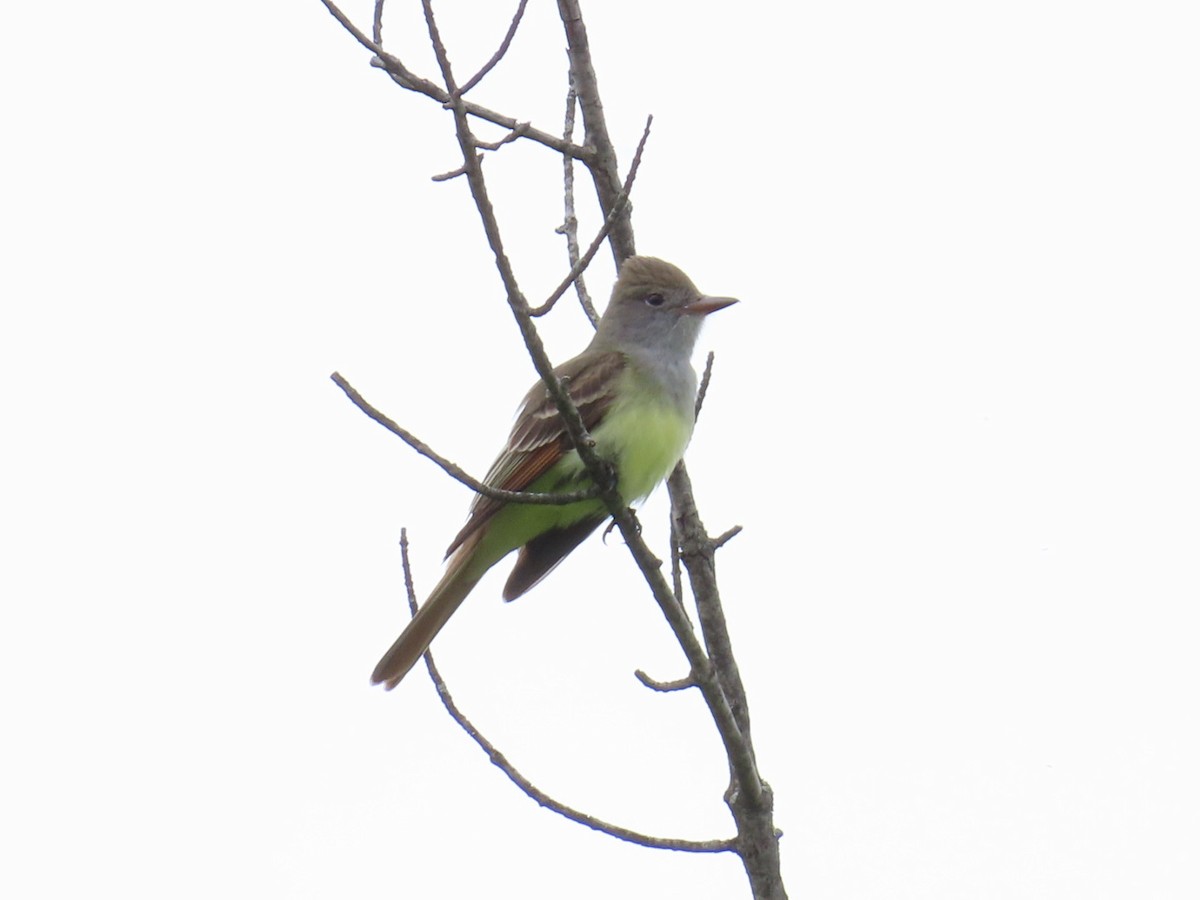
<box><xmin>683</xmin><ymin>295</ymin><xmax>739</xmax><ymax>316</ymax></box>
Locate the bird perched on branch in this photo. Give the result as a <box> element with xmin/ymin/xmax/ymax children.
<box><xmin>372</xmin><ymin>256</ymin><xmax>737</xmax><ymax>689</ymax></box>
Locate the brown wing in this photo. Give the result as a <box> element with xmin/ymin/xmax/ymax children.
<box><xmin>443</xmin><ymin>350</ymin><xmax>626</xmax><ymax>559</ymax></box>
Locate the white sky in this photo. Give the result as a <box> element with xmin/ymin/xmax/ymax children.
<box><xmin>3</xmin><ymin>1</ymin><xmax>1198</xmax><ymax>898</ymax></box>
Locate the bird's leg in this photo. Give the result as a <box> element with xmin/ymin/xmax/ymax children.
<box><xmin>601</xmin><ymin>509</ymin><xmax>640</xmax><ymax>543</ymax></box>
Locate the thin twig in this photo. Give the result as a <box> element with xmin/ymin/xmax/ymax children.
<box><xmin>320</xmin><ymin>0</ymin><xmax>415</xmax><ymax>81</ymax></box>
<box><xmin>475</xmin><ymin>121</ymin><xmax>530</xmax><ymax>151</ymax></box>
<box><xmin>670</xmin><ymin>514</ymin><xmax>685</xmax><ymax>606</ymax></box>
<box><xmin>557</xmin><ymin>0</ymin><xmax>636</xmax><ymax>263</ymax></box>
<box><xmin>431</xmin><ymin>159</ymin><xmax>473</xmax><ymax>182</ymax></box>
<box><xmin>456</xmin><ymin>0</ymin><xmax>529</xmax><ymax>97</ymax></box>
<box><xmin>372</xmin><ymin>0</ymin><xmax>385</xmax><ymax>45</ymax></box>
<box><xmin>399</xmin><ymin>544</ymin><xmax>730</xmax><ymax>852</ymax></box>
<box><xmin>331</xmin><ymin>372</ymin><xmax>600</xmax><ymax>506</ymax></box>
<box><xmin>416</xmin><ymin>0</ymin><xmax>601</xmax><ymax>493</ymax></box>
<box><xmin>554</xmin><ymin>79</ymin><xmax>599</xmax><ymax>325</ymax></box>
<box><xmin>530</xmin><ymin>115</ymin><xmax>653</xmax><ymax>318</ymax></box>
<box><xmin>634</xmin><ymin>669</ymin><xmax>697</xmax><ymax>692</ymax></box>
<box><xmin>694</xmin><ymin>352</ymin><xmax>716</xmax><ymax>420</ymax></box>
<box><xmin>712</xmin><ymin>525</ymin><xmax>743</xmax><ymax>550</ymax></box>
<box><xmin>318</xmin><ymin>0</ymin><xmax>593</xmax><ymax>161</ymax></box>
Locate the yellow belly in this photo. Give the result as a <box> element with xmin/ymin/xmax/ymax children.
<box><xmin>472</xmin><ymin>368</ymin><xmax>694</xmax><ymax>568</ymax></box>
<box><xmin>590</xmin><ymin>383</ymin><xmax>694</xmax><ymax>502</ymax></box>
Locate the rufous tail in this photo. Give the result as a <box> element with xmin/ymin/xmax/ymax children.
<box><xmin>370</xmin><ymin>540</ymin><xmax>487</xmax><ymax>690</ymax></box>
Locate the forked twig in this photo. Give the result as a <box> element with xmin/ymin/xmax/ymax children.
<box><xmin>319</xmin><ymin>0</ymin><xmax>592</xmax><ymax>160</ymax></box>
<box><xmin>456</xmin><ymin>0</ymin><xmax>530</xmax><ymax>97</ymax></box>
<box><xmin>531</xmin><ymin>115</ymin><xmax>654</xmax><ymax>318</ymax></box>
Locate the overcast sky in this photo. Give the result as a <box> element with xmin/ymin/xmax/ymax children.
<box><xmin>4</xmin><ymin>1</ymin><xmax>1198</xmax><ymax>898</ymax></box>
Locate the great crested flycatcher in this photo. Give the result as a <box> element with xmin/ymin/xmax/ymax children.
<box><xmin>371</xmin><ymin>256</ymin><xmax>737</xmax><ymax>689</ymax></box>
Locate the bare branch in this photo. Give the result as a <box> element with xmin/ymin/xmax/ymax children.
<box><xmin>635</xmin><ymin>669</ymin><xmax>697</xmax><ymax>692</ymax></box>
<box><xmin>695</xmin><ymin>351</ymin><xmax>716</xmax><ymax>420</ymax></box>
<box><xmin>395</xmin><ymin>531</ymin><xmax>733</xmax><ymax>854</ymax></box>
<box><xmin>331</xmin><ymin>372</ymin><xmax>601</xmax><ymax>506</ymax></box>
<box><xmin>431</xmin><ymin>158</ymin><xmax>473</xmax><ymax>182</ymax></box>
<box><xmin>558</xmin><ymin>5</ymin><xmax>785</xmax><ymax>890</ymax></box>
<box><xmin>421</xmin><ymin>0</ymin><xmax>458</xmax><ymax>90</ymax></box>
<box><xmin>554</xmin><ymin>79</ymin><xmax>600</xmax><ymax>325</ymax></box>
<box><xmin>456</xmin><ymin>0</ymin><xmax>530</xmax><ymax>97</ymax></box>
<box><xmin>379</xmin><ymin>59</ymin><xmax>593</xmax><ymax>160</ymax></box>
<box><xmin>372</xmin><ymin>0</ymin><xmax>385</xmax><ymax>45</ymax></box>
<box><xmin>431</xmin><ymin>125</ymin><xmax>527</xmax><ymax>182</ymax></box>
<box><xmin>531</xmin><ymin>115</ymin><xmax>653</xmax><ymax>318</ymax></box>
<box><xmin>318</xmin><ymin>0</ymin><xmax>593</xmax><ymax>160</ymax></box>
<box><xmin>670</xmin><ymin>514</ymin><xmax>685</xmax><ymax>607</ymax></box>
<box><xmin>712</xmin><ymin>525</ymin><xmax>744</xmax><ymax>550</ymax></box>
<box><xmin>416</xmin><ymin>0</ymin><xmax>606</xmax><ymax>507</ymax></box>
<box><xmin>319</xmin><ymin>0</ymin><xmax>396</xmax><ymax>70</ymax></box>
<box><xmin>667</xmin><ymin>501</ymin><xmax>691</xmax><ymax>621</ymax></box>
<box><xmin>668</xmin><ymin>464</ymin><xmax>785</xmax><ymax>895</ymax></box>
<box><xmin>557</xmin><ymin>0</ymin><xmax>637</xmax><ymax>263</ymax></box>
<box><xmin>668</xmin><ymin>466</ymin><xmax>767</xmax><ymax>813</ymax></box>
<box><xmin>475</xmin><ymin>121</ymin><xmax>530</xmax><ymax>151</ymax></box>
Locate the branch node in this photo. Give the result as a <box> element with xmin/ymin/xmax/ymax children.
<box><xmin>476</xmin><ymin>121</ymin><xmax>531</xmax><ymax>152</ymax></box>
<box><xmin>456</xmin><ymin>0</ymin><xmax>530</xmax><ymax>97</ymax></box>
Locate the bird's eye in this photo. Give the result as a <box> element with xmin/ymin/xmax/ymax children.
<box><xmin>644</xmin><ymin>293</ymin><xmax>665</xmax><ymax>307</ymax></box>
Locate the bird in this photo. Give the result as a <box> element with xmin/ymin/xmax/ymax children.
<box><xmin>371</xmin><ymin>256</ymin><xmax>737</xmax><ymax>689</ymax></box>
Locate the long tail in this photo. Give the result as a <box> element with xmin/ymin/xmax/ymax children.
<box><xmin>370</xmin><ymin>537</ymin><xmax>488</xmax><ymax>690</ymax></box>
